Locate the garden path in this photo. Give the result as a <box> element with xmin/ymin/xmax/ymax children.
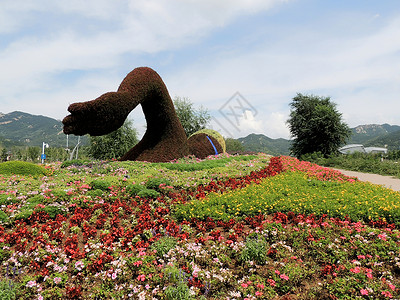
<box><xmin>333</xmin><ymin>169</ymin><xmax>400</xmax><ymax>192</ymax></box>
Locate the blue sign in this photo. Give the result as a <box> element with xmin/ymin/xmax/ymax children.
<box><xmin>41</xmin><ymin>154</ymin><xmax>46</xmax><ymax>160</ymax></box>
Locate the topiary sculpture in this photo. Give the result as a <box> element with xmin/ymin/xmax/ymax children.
<box><xmin>63</xmin><ymin>67</ymin><xmax>224</xmax><ymax>162</ymax></box>
<box><xmin>187</xmin><ymin>130</ymin><xmax>225</xmax><ymax>159</ymax></box>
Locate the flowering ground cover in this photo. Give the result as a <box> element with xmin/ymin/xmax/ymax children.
<box><xmin>0</xmin><ymin>154</ymin><xmax>399</xmax><ymax>299</ymax></box>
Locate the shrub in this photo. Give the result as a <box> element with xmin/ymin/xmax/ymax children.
<box><xmin>61</xmin><ymin>159</ymin><xmax>90</xmax><ymax>168</ymax></box>
<box><xmin>0</xmin><ymin>211</ymin><xmax>9</xmax><ymax>224</ymax></box>
<box><xmin>0</xmin><ymin>161</ymin><xmax>48</xmax><ymax>177</ymax></box>
<box><xmin>14</xmin><ymin>209</ymin><xmax>34</xmax><ymax>222</ymax></box>
<box><xmin>151</xmin><ymin>236</ymin><xmax>177</xmax><ymax>258</ymax></box>
<box><xmin>145</xmin><ymin>177</ymin><xmax>172</xmax><ymax>192</ymax></box>
<box><xmin>162</xmin><ymin>155</ymin><xmax>259</xmax><ymax>172</ymax></box>
<box><xmin>126</xmin><ymin>183</ymin><xmax>146</xmax><ymax>196</ymax></box>
<box><xmin>89</xmin><ymin>179</ymin><xmax>111</xmax><ymax>191</ymax></box>
<box><xmin>86</xmin><ymin>189</ymin><xmax>104</xmax><ymax>198</ymax></box>
<box><xmin>165</xmin><ymin>282</ymin><xmax>192</xmax><ymax>300</ymax></box>
<box><xmin>0</xmin><ymin>194</ymin><xmax>14</xmax><ymax>206</ymax></box>
<box><xmin>241</xmin><ymin>234</ymin><xmax>268</xmax><ymax>265</ymax></box>
<box><xmin>0</xmin><ymin>279</ymin><xmax>16</xmax><ymax>300</ymax></box>
<box><xmin>137</xmin><ymin>189</ymin><xmax>160</xmax><ymax>199</ymax></box>
<box><xmin>42</xmin><ymin>205</ymin><xmax>66</xmax><ymax>219</ymax></box>
<box><xmin>25</xmin><ymin>195</ymin><xmax>44</xmax><ymax>209</ymax></box>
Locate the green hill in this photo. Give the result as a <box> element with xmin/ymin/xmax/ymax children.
<box><xmin>238</xmin><ymin>133</ymin><xmax>291</xmax><ymax>156</ymax></box>
<box><xmin>0</xmin><ymin>111</ymin><xmax>85</xmax><ymax>148</ymax></box>
<box><xmin>349</xmin><ymin>124</ymin><xmax>400</xmax><ymax>144</ymax></box>
<box><xmin>349</xmin><ymin>124</ymin><xmax>400</xmax><ymax>150</ymax></box>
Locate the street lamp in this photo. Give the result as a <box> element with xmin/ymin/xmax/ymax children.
<box><xmin>41</xmin><ymin>142</ymin><xmax>49</xmax><ymax>164</ymax></box>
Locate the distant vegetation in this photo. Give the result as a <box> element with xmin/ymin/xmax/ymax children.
<box><xmin>302</xmin><ymin>151</ymin><xmax>400</xmax><ymax>178</ymax></box>
<box><xmin>2</xmin><ymin>111</ymin><xmax>400</xmax><ymax>160</ymax></box>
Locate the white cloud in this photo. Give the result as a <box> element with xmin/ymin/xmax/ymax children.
<box><xmin>1</xmin><ymin>0</ymin><xmax>399</xmax><ymax>140</ymax></box>
<box><xmin>0</xmin><ymin>0</ymin><xmax>288</xmax><ymax>119</ymax></box>
<box><xmin>167</xmin><ymin>12</ymin><xmax>400</xmax><ymax>137</ymax></box>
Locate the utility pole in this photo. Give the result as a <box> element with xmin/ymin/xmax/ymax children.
<box><xmin>41</xmin><ymin>142</ymin><xmax>49</xmax><ymax>164</ymax></box>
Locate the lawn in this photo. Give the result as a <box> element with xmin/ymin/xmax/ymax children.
<box><xmin>0</xmin><ymin>154</ymin><xmax>399</xmax><ymax>299</ymax></box>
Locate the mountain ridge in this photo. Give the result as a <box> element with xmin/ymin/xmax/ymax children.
<box><xmin>0</xmin><ymin>111</ymin><xmax>399</xmax><ymax>154</ymax></box>
<box><xmin>0</xmin><ymin>111</ymin><xmax>83</xmax><ymax>148</ymax></box>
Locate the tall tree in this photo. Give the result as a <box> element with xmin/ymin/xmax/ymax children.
<box><xmin>173</xmin><ymin>96</ymin><xmax>211</xmax><ymax>137</ymax></box>
<box><xmin>287</xmin><ymin>93</ymin><xmax>351</xmax><ymax>158</ymax></box>
<box><xmin>225</xmin><ymin>138</ymin><xmax>245</xmax><ymax>153</ymax></box>
<box><xmin>88</xmin><ymin>120</ymin><xmax>139</xmax><ymax>160</ymax></box>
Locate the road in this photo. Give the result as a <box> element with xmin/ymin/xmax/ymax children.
<box><xmin>333</xmin><ymin>169</ymin><xmax>400</xmax><ymax>192</ymax></box>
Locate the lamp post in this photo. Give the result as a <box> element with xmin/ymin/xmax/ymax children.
<box><xmin>41</xmin><ymin>142</ymin><xmax>49</xmax><ymax>164</ymax></box>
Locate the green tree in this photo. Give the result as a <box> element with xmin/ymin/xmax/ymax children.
<box><xmin>27</xmin><ymin>146</ymin><xmax>40</xmax><ymax>162</ymax></box>
<box><xmin>173</xmin><ymin>96</ymin><xmax>211</xmax><ymax>137</ymax></box>
<box><xmin>87</xmin><ymin>120</ymin><xmax>139</xmax><ymax>160</ymax></box>
<box><xmin>225</xmin><ymin>138</ymin><xmax>245</xmax><ymax>153</ymax></box>
<box><xmin>287</xmin><ymin>93</ymin><xmax>351</xmax><ymax>158</ymax></box>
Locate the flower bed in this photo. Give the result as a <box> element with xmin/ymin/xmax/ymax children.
<box><xmin>0</xmin><ymin>155</ymin><xmax>399</xmax><ymax>299</ymax></box>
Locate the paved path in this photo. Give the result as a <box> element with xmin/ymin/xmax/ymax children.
<box><xmin>333</xmin><ymin>169</ymin><xmax>400</xmax><ymax>192</ymax></box>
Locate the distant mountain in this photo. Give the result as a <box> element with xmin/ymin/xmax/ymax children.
<box><xmin>362</xmin><ymin>130</ymin><xmax>400</xmax><ymax>151</ymax></box>
<box><xmin>0</xmin><ymin>111</ymin><xmax>84</xmax><ymax>148</ymax></box>
<box><xmin>238</xmin><ymin>133</ymin><xmax>291</xmax><ymax>156</ymax></box>
<box><xmin>349</xmin><ymin>124</ymin><xmax>400</xmax><ymax>145</ymax></box>
<box><xmin>238</xmin><ymin>124</ymin><xmax>400</xmax><ymax>155</ymax></box>
<box><xmin>1</xmin><ymin>111</ymin><xmax>399</xmax><ymax>153</ymax></box>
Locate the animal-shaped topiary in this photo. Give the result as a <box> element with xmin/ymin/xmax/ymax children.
<box><xmin>63</xmin><ymin>67</ymin><xmax>225</xmax><ymax>162</ymax></box>
<box><xmin>187</xmin><ymin>129</ymin><xmax>225</xmax><ymax>159</ymax></box>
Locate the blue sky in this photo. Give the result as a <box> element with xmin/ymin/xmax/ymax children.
<box><xmin>1</xmin><ymin>0</ymin><xmax>399</xmax><ymax>139</ymax></box>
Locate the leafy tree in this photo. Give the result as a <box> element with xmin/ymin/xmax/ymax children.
<box><xmin>225</xmin><ymin>138</ymin><xmax>245</xmax><ymax>153</ymax></box>
<box><xmin>173</xmin><ymin>96</ymin><xmax>211</xmax><ymax>137</ymax></box>
<box><xmin>88</xmin><ymin>120</ymin><xmax>139</xmax><ymax>160</ymax></box>
<box><xmin>27</xmin><ymin>146</ymin><xmax>40</xmax><ymax>162</ymax></box>
<box><xmin>287</xmin><ymin>93</ymin><xmax>351</xmax><ymax>158</ymax></box>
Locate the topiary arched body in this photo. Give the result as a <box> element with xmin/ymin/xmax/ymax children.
<box><xmin>63</xmin><ymin>67</ymin><xmax>190</xmax><ymax>162</ymax></box>
<box><xmin>187</xmin><ymin>129</ymin><xmax>225</xmax><ymax>159</ymax></box>
<box><xmin>187</xmin><ymin>133</ymin><xmax>224</xmax><ymax>159</ymax></box>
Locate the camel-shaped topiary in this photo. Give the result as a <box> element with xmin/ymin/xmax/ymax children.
<box><xmin>63</xmin><ymin>67</ymin><xmax>223</xmax><ymax>162</ymax></box>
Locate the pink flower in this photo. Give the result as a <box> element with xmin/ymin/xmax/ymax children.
<box><xmin>268</xmin><ymin>279</ymin><xmax>276</xmax><ymax>287</ymax></box>
<box><xmin>241</xmin><ymin>283</ymin><xmax>249</xmax><ymax>288</ymax></box>
<box><xmin>378</xmin><ymin>233</ymin><xmax>388</xmax><ymax>241</ymax></box>
<box><xmin>360</xmin><ymin>289</ymin><xmax>368</xmax><ymax>295</ymax></box>
<box><xmin>75</xmin><ymin>261</ymin><xmax>84</xmax><ymax>271</ymax></box>
<box><xmin>53</xmin><ymin>277</ymin><xmax>62</xmax><ymax>284</ymax></box>
<box><xmin>133</xmin><ymin>260</ymin><xmax>143</xmax><ymax>267</ymax></box>
<box><xmin>274</xmin><ymin>270</ymin><xmax>280</xmax><ymax>275</ymax></box>
<box><xmin>26</xmin><ymin>280</ymin><xmax>36</xmax><ymax>288</ymax></box>
<box><xmin>389</xmin><ymin>284</ymin><xmax>396</xmax><ymax>291</ymax></box>
<box><xmin>280</xmin><ymin>274</ymin><xmax>289</xmax><ymax>281</ymax></box>
<box><xmin>255</xmin><ymin>291</ymin><xmax>263</xmax><ymax>296</ymax></box>
<box><xmin>137</xmin><ymin>274</ymin><xmax>146</xmax><ymax>282</ymax></box>
<box><xmin>350</xmin><ymin>266</ymin><xmax>361</xmax><ymax>274</ymax></box>
<box><xmin>256</xmin><ymin>283</ymin><xmax>265</xmax><ymax>289</ymax></box>
<box><xmin>381</xmin><ymin>291</ymin><xmax>393</xmax><ymax>298</ymax></box>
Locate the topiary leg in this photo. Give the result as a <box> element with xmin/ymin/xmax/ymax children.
<box><xmin>63</xmin><ymin>67</ymin><xmax>189</xmax><ymax>162</ymax></box>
